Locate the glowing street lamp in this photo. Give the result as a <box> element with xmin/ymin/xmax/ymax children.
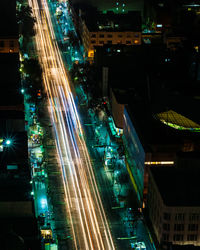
<box><xmin>5</xmin><ymin>139</ymin><xmax>11</xmax><ymax>145</ymax></box>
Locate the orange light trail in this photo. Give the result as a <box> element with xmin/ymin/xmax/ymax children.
<box><xmin>28</xmin><ymin>0</ymin><xmax>115</xmax><ymax>249</ymax></box>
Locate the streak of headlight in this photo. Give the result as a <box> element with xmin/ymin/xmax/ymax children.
<box><xmin>29</xmin><ymin>0</ymin><xmax>116</xmax><ymax>248</ymax></box>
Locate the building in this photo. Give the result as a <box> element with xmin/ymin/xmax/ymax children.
<box><xmin>94</xmin><ymin>44</ymin><xmax>146</xmax><ymax>97</ymax></box>
<box><xmin>147</xmin><ymin>166</ymin><xmax>200</xmax><ymax>247</ymax></box>
<box><xmin>72</xmin><ymin>0</ymin><xmax>144</xmax><ymax>15</ymax></box>
<box><xmin>78</xmin><ymin>10</ymin><xmax>142</xmax><ymax>59</ymax></box>
<box><xmin>123</xmin><ymin>105</ymin><xmax>145</xmax><ymax>207</ymax></box>
<box><xmin>0</xmin><ymin>0</ymin><xmax>19</xmax><ymax>54</ymax></box>
<box><xmin>0</xmin><ymin>53</ymin><xmax>24</xmax><ymax>112</ymax></box>
<box><xmin>0</xmin><ymin>2</ymin><xmax>40</xmax><ymax>248</ymax></box>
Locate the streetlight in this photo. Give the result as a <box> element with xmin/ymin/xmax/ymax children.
<box><xmin>5</xmin><ymin>139</ymin><xmax>12</xmax><ymax>146</ymax></box>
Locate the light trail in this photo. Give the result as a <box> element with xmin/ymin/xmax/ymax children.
<box><xmin>29</xmin><ymin>0</ymin><xmax>115</xmax><ymax>249</ymax></box>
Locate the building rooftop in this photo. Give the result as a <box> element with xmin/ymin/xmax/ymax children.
<box><xmin>0</xmin><ymin>54</ymin><xmax>23</xmax><ymax>106</ymax></box>
<box><xmin>0</xmin><ymin>0</ymin><xmax>18</xmax><ymax>38</ymax></box>
<box><xmin>125</xmin><ymin>99</ymin><xmax>200</xmax><ymax>153</ymax></box>
<box><xmin>150</xmin><ymin>166</ymin><xmax>200</xmax><ymax>206</ymax></box>
<box><xmin>0</xmin><ymin>53</ymin><xmax>20</xmax><ymax>88</ymax></box>
<box><xmin>82</xmin><ymin>10</ymin><xmax>142</xmax><ymax>31</ymax></box>
<box><xmin>73</xmin><ymin>0</ymin><xmax>144</xmax><ymax>14</ymax></box>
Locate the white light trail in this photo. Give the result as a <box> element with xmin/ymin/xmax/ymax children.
<box><xmin>28</xmin><ymin>0</ymin><xmax>115</xmax><ymax>249</ymax></box>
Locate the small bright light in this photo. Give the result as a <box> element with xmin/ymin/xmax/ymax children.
<box><xmin>6</xmin><ymin>140</ymin><xmax>11</xmax><ymax>145</ymax></box>
<box><xmin>31</xmin><ymin>191</ymin><xmax>34</xmax><ymax>195</ymax></box>
<box><xmin>21</xmin><ymin>88</ymin><xmax>25</xmax><ymax>94</ymax></box>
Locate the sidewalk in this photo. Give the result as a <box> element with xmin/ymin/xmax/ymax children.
<box><xmin>24</xmin><ymin>91</ymin><xmax>71</xmax><ymax>249</ymax></box>
<box><xmin>76</xmin><ymin>84</ymin><xmax>156</xmax><ymax>249</ymax></box>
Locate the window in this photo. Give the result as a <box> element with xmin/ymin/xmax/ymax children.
<box><xmin>173</xmin><ymin>234</ymin><xmax>184</xmax><ymax>241</ymax></box>
<box><xmin>107</xmin><ymin>34</ymin><xmax>112</xmax><ymax>38</ymax></box>
<box><xmin>187</xmin><ymin>234</ymin><xmax>197</xmax><ymax>241</ymax></box>
<box><xmin>9</xmin><ymin>40</ymin><xmax>14</xmax><ymax>47</ymax></box>
<box><xmin>174</xmin><ymin>224</ymin><xmax>184</xmax><ymax>231</ymax></box>
<box><xmin>99</xmin><ymin>41</ymin><xmax>104</xmax><ymax>44</ymax></box>
<box><xmin>91</xmin><ymin>34</ymin><xmax>96</xmax><ymax>38</ymax></box>
<box><xmin>0</xmin><ymin>41</ymin><xmax>4</xmax><ymax>47</ymax></box>
<box><xmin>163</xmin><ymin>223</ymin><xmax>170</xmax><ymax>231</ymax></box>
<box><xmin>107</xmin><ymin>40</ymin><xmax>112</xmax><ymax>44</ymax></box>
<box><xmin>99</xmin><ymin>34</ymin><xmax>104</xmax><ymax>38</ymax></box>
<box><xmin>175</xmin><ymin>213</ymin><xmax>184</xmax><ymax>221</ymax></box>
<box><xmin>163</xmin><ymin>213</ymin><xmax>171</xmax><ymax>221</ymax></box>
<box><xmin>127</xmin><ymin>34</ymin><xmax>131</xmax><ymax>38</ymax></box>
<box><xmin>118</xmin><ymin>34</ymin><xmax>122</xmax><ymax>38</ymax></box>
<box><xmin>134</xmin><ymin>33</ymin><xmax>139</xmax><ymax>37</ymax></box>
<box><xmin>189</xmin><ymin>214</ymin><xmax>199</xmax><ymax>221</ymax></box>
<box><xmin>162</xmin><ymin>234</ymin><xmax>169</xmax><ymax>241</ymax></box>
<box><xmin>126</xmin><ymin>41</ymin><xmax>131</xmax><ymax>44</ymax></box>
<box><xmin>188</xmin><ymin>224</ymin><xmax>198</xmax><ymax>231</ymax></box>
<box><xmin>91</xmin><ymin>40</ymin><xmax>96</xmax><ymax>44</ymax></box>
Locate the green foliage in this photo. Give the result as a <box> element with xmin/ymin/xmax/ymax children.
<box><xmin>67</xmin><ymin>31</ymin><xmax>79</xmax><ymax>48</ymax></box>
<box><xmin>23</xmin><ymin>58</ymin><xmax>43</xmax><ymax>103</ymax></box>
<box><xmin>17</xmin><ymin>5</ymin><xmax>35</xmax><ymax>38</ymax></box>
<box><xmin>23</xmin><ymin>58</ymin><xmax>42</xmax><ymax>83</ymax></box>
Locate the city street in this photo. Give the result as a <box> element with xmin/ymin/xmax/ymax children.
<box><xmin>29</xmin><ymin>0</ymin><xmax>115</xmax><ymax>249</ymax></box>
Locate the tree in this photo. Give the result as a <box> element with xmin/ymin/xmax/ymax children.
<box><xmin>23</xmin><ymin>58</ymin><xmax>43</xmax><ymax>103</ymax></box>
<box><xmin>17</xmin><ymin>5</ymin><xmax>35</xmax><ymax>38</ymax></box>
<box><xmin>23</xmin><ymin>58</ymin><xmax>42</xmax><ymax>84</ymax></box>
<box><xmin>67</xmin><ymin>31</ymin><xmax>79</xmax><ymax>49</ymax></box>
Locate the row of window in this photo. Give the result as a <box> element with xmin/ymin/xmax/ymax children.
<box><xmin>163</xmin><ymin>233</ymin><xmax>198</xmax><ymax>242</ymax></box>
<box><xmin>91</xmin><ymin>40</ymin><xmax>136</xmax><ymax>45</ymax></box>
<box><xmin>163</xmin><ymin>223</ymin><xmax>199</xmax><ymax>231</ymax></box>
<box><xmin>164</xmin><ymin>213</ymin><xmax>200</xmax><ymax>221</ymax></box>
<box><xmin>91</xmin><ymin>33</ymin><xmax>139</xmax><ymax>38</ymax></box>
<box><xmin>0</xmin><ymin>40</ymin><xmax>15</xmax><ymax>48</ymax></box>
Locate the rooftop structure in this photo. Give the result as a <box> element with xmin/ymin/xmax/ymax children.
<box><xmin>82</xmin><ymin>11</ymin><xmax>142</xmax><ymax>32</ymax></box>
<box><xmin>73</xmin><ymin>0</ymin><xmax>144</xmax><ymax>14</ymax></box>
<box><xmin>0</xmin><ymin>0</ymin><xmax>18</xmax><ymax>38</ymax></box>
<box><xmin>79</xmin><ymin>10</ymin><xmax>142</xmax><ymax>58</ymax></box>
